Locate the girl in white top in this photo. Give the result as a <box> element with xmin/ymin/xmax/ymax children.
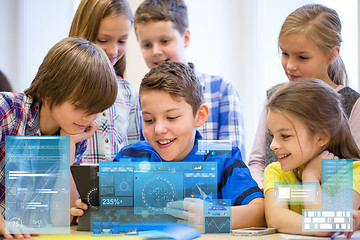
<box><xmin>248</xmin><ymin>3</ymin><xmax>360</xmax><ymax>189</ymax></box>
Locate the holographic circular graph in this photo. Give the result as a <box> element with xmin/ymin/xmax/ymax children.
<box><xmin>141</xmin><ymin>176</ymin><xmax>176</xmax><ymax>212</ymax></box>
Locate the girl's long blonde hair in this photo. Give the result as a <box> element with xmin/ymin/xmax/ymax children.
<box><xmin>69</xmin><ymin>0</ymin><xmax>133</xmax><ymax>78</ymax></box>
<box><xmin>279</xmin><ymin>4</ymin><xmax>347</xmax><ymax>86</ymax></box>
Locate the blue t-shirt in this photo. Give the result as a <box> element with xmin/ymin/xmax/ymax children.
<box><xmin>115</xmin><ymin>131</ymin><xmax>263</xmax><ymax>206</ymax></box>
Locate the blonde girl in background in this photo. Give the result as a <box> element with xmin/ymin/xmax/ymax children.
<box><xmin>69</xmin><ymin>0</ymin><xmax>141</xmax><ymax>163</ymax></box>
<box><xmin>264</xmin><ymin>78</ymin><xmax>360</xmax><ymax>237</ymax></box>
<box><xmin>248</xmin><ymin>4</ymin><xmax>360</xmax><ymax>189</ymax></box>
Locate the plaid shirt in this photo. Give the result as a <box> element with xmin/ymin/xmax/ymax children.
<box><xmin>0</xmin><ymin>92</ymin><xmax>87</xmax><ymax>215</ymax></box>
<box><xmin>189</xmin><ymin>63</ymin><xmax>246</xmax><ymax>160</ymax></box>
<box><xmin>80</xmin><ymin>76</ymin><xmax>141</xmax><ymax>163</ymax></box>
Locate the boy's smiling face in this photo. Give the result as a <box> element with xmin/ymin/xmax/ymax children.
<box><xmin>41</xmin><ymin>99</ymin><xmax>98</xmax><ymax>136</ymax></box>
<box><xmin>141</xmin><ymin>90</ymin><xmax>206</xmax><ymax>162</ymax></box>
<box><xmin>136</xmin><ymin>21</ymin><xmax>190</xmax><ymax>69</ymax></box>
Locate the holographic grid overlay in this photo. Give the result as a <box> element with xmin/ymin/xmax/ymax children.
<box><xmin>274</xmin><ymin>182</ymin><xmax>319</xmax><ymax>205</ymax></box>
<box><xmin>91</xmin><ymin>161</ymin><xmax>217</xmax><ymax>235</ymax></box>
<box><xmin>5</xmin><ymin>136</ymin><xmax>70</xmax><ymax>234</ymax></box>
<box><xmin>302</xmin><ymin>159</ymin><xmax>353</xmax><ymax>232</ymax></box>
<box><xmin>196</xmin><ymin>140</ymin><xmax>232</xmax><ymax>158</ymax></box>
<box><xmin>204</xmin><ymin>199</ymin><xmax>231</xmax><ymax>234</ymax></box>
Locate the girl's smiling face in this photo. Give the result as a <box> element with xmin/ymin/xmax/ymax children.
<box><xmin>267</xmin><ymin>110</ymin><xmax>324</xmax><ymax>172</ymax></box>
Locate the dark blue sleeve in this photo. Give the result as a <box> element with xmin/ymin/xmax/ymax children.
<box><xmin>113</xmin><ymin>142</ymin><xmax>153</xmax><ymax>162</ymax></box>
<box><xmin>75</xmin><ymin>141</ymin><xmax>87</xmax><ymax>163</ymax></box>
<box><xmin>113</xmin><ymin>148</ymin><xmax>123</xmax><ymax>161</ymax></box>
<box><xmin>219</xmin><ymin>147</ymin><xmax>263</xmax><ymax>206</ymax></box>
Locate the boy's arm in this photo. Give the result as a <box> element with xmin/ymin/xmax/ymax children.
<box><xmin>231</xmin><ymin>198</ymin><xmax>265</xmax><ymax>229</ymax></box>
<box><xmin>60</xmin><ymin>122</ymin><xmax>98</xmax><ymax>211</ymax></box>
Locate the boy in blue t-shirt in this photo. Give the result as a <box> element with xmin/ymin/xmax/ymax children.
<box><xmin>72</xmin><ymin>62</ymin><xmax>264</xmax><ymax>229</ymax></box>
<box><xmin>116</xmin><ymin>62</ymin><xmax>264</xmax><ymax>229</ymax></box>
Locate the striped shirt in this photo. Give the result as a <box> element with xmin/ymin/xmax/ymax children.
<box><xmin>0</xmin><ymin>92</ymin><xmax>87</xmax><ymax>215</ymax></box>
<box><xmin>80</xmin><ymin>76</ymin><xmax>141</xmax><ymax>163</ymax></box>
<box><xmin>189</xmin><ymin>63</ymin><xmax>246</xmax><ymax>160</ymax></box>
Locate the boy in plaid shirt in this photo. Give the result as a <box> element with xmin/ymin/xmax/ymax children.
<box><xmin>134</xmin><ymin>0</ymin><xmax>246</xmax><ymax>159</ymax></box>
<box><xmin>0</xmin><ymin>37</ymin><xmax>117</xmax><ymax>239</ymax></box>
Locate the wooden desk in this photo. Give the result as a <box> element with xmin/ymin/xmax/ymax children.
<box><xmin>33</xmin><ymin>226</ymin><xmax>287</xmax><ymax>240</ymax></box>
<box><xmin>37</xmin><ymin>226</ymin><xmax>360</xmax><ymax>239</ymax></box>
<box><xmin>26</xmin><ymin>225</ymin><xmax>360</xmax><ymax>239</ymax></box>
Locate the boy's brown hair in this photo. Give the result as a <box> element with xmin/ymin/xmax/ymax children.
<box><xmin>25</xmin><ymin>37</ymin><xmax>117</xmax><ymax>115</ymax></box>
<box><xmin>134</xmin><ymin>0</ymin><xmax>188</xmax><ymax>34</ymax></box>
<box><xmin>140</xmin><ymin>61</ymin><xmax>203</xmax><ymax>116</ymax></box>
<box><xmin>69</xmin><ymin>0</ymin><xmax>133</xmax><ymax>78</ymax></box>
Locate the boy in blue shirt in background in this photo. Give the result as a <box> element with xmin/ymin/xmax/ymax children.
<box><xmin>133</xmin><ymin>0</ymin><xmax>246</xmax><ymax>160</ymax></box>
<box><xmin>115</xmin><ymin>62</ymin><xmax>265</xmax><ymax>229</ymax></box>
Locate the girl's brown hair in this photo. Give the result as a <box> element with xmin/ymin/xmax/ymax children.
<box><xmin>69</xmin><ymin>0</ymin><xmax>133</xmax><ymax>78</ymax></box>
<box><xmin>267</xmin><ymin>79</ymin><xmax>360</xmax><ymax>177</ymax></box>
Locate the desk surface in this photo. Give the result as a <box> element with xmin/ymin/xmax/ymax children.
<box><xmin>32</xmin><ymin>226</ymin><xmax>287</xmax><ymax>240</ymax></box>
<box><xmin>34</xmin><ymin>226</ymin><xmax>359</xmax><ymax>239</ymax></box>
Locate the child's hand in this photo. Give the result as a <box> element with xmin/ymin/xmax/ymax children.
<box><xmin>70</xmin><ymin>199</ymin><xmax>88</xmax><ymax>223</ymax></box>
<box><xmin>165</xmin><ymin>198</ymin><xmax>204</xmax><ymax>225</ymax></box>
<box><xmin>303</xmin><ymin>150</ymin><xmax>338</xmax><ymax>182</ymax></box>
<box><xmin>0</xmin><ymin>214</ymin><xmax>39</xmax><ymax>239</ymax></box>
<box><xmin>344</xmin><ymin>210</ymin><xmax>360</xmax><ymax>238</ymax></box>
<box><xmin>60</xmin><ymin>121</ymin><xmax>99</xmax><ymax>144</ymax></box>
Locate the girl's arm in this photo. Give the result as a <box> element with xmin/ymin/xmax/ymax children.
<box><xmin>302</xmin><ymin>151</ymin><xmax>338</xmax><ymax>210</ymax></box>
<box><xmin>231</xmin><ymin>198</ymin><xmax>266</xmax><ymax>229</ymax></box>
<box><xmin>265</xmin><ymin>189</ymin><xmax>332</xmax><ymax>237</ymax></box>
<box><xmin>346</xmin><ymin>191</ymin><xmax>360</xmax><ymax>238</ymax></box>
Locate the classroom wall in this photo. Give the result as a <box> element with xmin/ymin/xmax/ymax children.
<box><xmin>0</xmin><ymin>0</ymin><xmax>358</xmax><ymax>162</ymax></box>
<box><xmin>0</xmin><ymin>0</ymin><xmax>17</xmax><ymax>90</ymax></box>
<box><xmin>0</xmin><ymin>0</ymin><xmax>75</xmax><ymax>93</ymax></box>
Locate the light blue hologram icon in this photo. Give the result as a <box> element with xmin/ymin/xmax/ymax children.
<box><xmin>5</xmin><ymin>136</ymin><xmax>70</xmax><ymax>234</ymax></box>
<box><xmin>321</xmin><ymin>159</ymin><xmax>352</xmax><ymax>211</ymax></box>
<box><xmin>204</xmin><ymin>199</ymin><xmax>231</xmax><ymax>234</ymax></box>
<box><xmin>196</xmin><ymin>140</ymin><xmax>232</xmax><ymax>158</ymax></box>
<box><xmin>92</xmin><ymin>161</ymin><xmax>218</xmax><ymax>235</ymax></box>
<box><xmin>274</xmin><ymin>182</ymin><xmax>319</xmax><ymax>205</ymax></box>
<box><xmin>134</xmin><ymin>172</ymin><xmax>183</xmax><ymax>214</ymax></box>
<box><xmin>302</xmin><ymin>159</ymin><xmax>353</xmax><ymax>232</ymax></box>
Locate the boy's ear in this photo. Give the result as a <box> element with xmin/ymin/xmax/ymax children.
<box><xmin>183</xmin><ymin>29</ymin><xmax>190</xmax><ymax>48</ymax></box>
<box><xmin>315</xmin><ymin>130</ymin><xmax>330</xmax><ymax>148</ymax></box>
<box><xmin>42</xmin><ymin>97</ymin><xmax>49</xmax><ymax>106</ymax></box>
<box><xmin>195</xmin><ymin>104</ymin><xmax>209</xmax><ymax>128</ymax></box>
<box><xmin>327</xmin><ymin>46</ymin><xmax>339</xmax><ymax>65</ymax></box>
